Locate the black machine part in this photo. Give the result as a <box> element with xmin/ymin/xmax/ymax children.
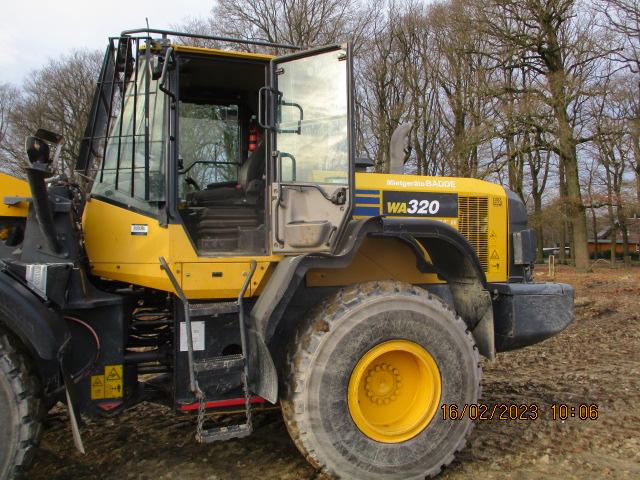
<box><xmin>24</xmin><ymin>130</ymin><xmax>64</xmax><ymax>254</ymax></box>
<box><xmin>506</xmin><ymin>189</ymin><xmax>536</xmax><ymax>282</ymax></box>
<box><xmin>0</xmin><ymin>268</ymin><xmax>69</xmax><ymax>362</ymax></box>
<box><xmin>490</xmin><ymin>282</ymin><xmax>574</xmax><ymax>352</ymax></box>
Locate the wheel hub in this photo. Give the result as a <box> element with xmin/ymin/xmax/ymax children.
<box><xmin>365</xmin><ymin>363</ymin><xmax>401</xmax><ymax>404</ymax></box>
<box><xmin>348</xmin><ymin>340</ymin><xmax>442</xmax><ymax>443</ymax></box>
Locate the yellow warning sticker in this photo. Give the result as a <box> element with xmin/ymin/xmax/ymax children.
<box><xmin>490</xmin><ymin>249</ymin><xmax>500</xmax><ymax>260</ymax></box>
<box><xmin>91</xmin><ymin>375</ymin><xmax>105</xmax><ymax>400</ymax></box>
<box><xmin>104</xmin><ymin>365</ymin><xmax>123</xmax><ymax>398</ymax></box>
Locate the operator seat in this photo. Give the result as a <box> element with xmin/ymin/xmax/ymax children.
<box><xmin>188</xmin><ymin>139</ymin><xmax>265</xmax><ymax>206</ymax></box>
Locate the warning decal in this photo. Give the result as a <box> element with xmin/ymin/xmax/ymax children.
<box><xmin>490</xmin><ymin>249</ymin><xmax>500</xmax><ymax>260</ymax></box>
<box><xmin>91</xmin><ymin>375</ymin><xmax>105</xmax><ymax>400</ymax></box>
<box><xmin>104</xmin><ymin>365</ymin><xmax>123</xmax><ymax>398</ymax></box>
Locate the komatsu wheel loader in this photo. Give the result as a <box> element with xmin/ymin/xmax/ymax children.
<box><xmin>0</xmin><ymin>29</ymin><xmax>574</xmax><ymax>479</ymax></box>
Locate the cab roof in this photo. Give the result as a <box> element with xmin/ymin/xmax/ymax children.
<box><xmin>172</xmin><ymin>44</ymin><xmax>274</xmax><ymax>61</ymax></box>
<box><xmin>121</xmin><ymin>27</ymin><xmax>299</xmax><ymax>62</ymax></box>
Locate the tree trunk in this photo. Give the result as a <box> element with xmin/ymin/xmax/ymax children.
<box><xmin>558</xmin><ymin>161</ymin><xmax>567</xmax><ymax>265</ymax></box>
<box><xmin>631</xmin><ymin>115</ymin><xmax>640</xmax><ymax>202</ymax></box>
<box><xmin>604</xmin><ymin>166</ymin><xmax>617</xmax><ymax>265</ymax></box>
<box><xmin>616</xmin><ymin>201</ymin><xmax>630</xmax><ymax>266</ymax></box>
<box><xmin>542</xmin><ymin>21</ymin><xmax>590</xmax><ymax>270</ymax></box>
<box><xmin>533</xmin><ymin>192</ymin><xmax>544</xmax><ymax>263</ymax></box>
<box><xmin>591</xmin><ymin>207</ymin><xmax>598</xmax><ymax>260</ymax></box>
<box><xmin>610</xmin><ymin>228</ymin><xmax>617</xmax><ymax>264</ymax></box>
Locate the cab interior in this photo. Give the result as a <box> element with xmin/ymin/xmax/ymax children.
<box><xmin>176</xmin><ymin>53</ymin><xmax>269</xmax><ymax>254</ymax></box>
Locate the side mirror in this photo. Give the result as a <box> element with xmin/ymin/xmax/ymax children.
<box><xmin>25</xmin><ymin>129</ymin><xmax>63</xmax><ymax>165</ymax></box>
<box><xmin>389</xmin><ymin>123</ymin><xmax>412</xmax><ymax>174</ymax></box>
<box><xmin>151</xmin><ymin>55</ymin><xmax>164</xmax><ymax>80</ymax></box>
<box><xmin>355</xmin><ymin>157</ymin><xmax>374</xmax><ymax>172</ymax></box>
<box><xmin>26</xmin><ymin>137</ymin><xmax>50</xmax><ymax>165</ymax></box>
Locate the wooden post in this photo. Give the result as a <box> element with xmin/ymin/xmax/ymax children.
<box><xmin>548</xmin><ymin>255</ymin><xmax>555</xmax><ymax>279</ymax></box>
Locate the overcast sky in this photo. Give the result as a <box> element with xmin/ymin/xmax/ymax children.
<box><xmin>0</xmin><ymin>0</ymin><xmax>214</xmax><ymax>85</ymax></box>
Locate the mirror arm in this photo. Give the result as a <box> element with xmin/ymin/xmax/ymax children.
<box><xmin>159</xmin><ymin>47</ymin><xmax>175</xmax><ymax>101</ymax></box>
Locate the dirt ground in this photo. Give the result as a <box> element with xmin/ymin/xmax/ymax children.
<box><xmin>30</xmin><ymin>264</ymin><xmax>640</xmax><ymax>479</ymax></box>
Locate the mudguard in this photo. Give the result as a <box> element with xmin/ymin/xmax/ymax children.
<box><xmin>0</xmin><ymin>268</ymin><xmax>69</xmax><ymax>360</ymax></box>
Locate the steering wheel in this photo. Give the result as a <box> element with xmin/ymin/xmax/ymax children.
<box><xmin>185</xmin><ymin>176</ymin><xmax>201</xmax><ymax>191</ymax></box>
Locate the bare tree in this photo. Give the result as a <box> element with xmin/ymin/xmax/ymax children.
<box><xmin>0</xmin><ymin>84</ymin><xmax>22</xmax><ymax>176</ymax></box>
<box><xmin>4</xmin><ymin>50</ymin><xmax>102</xmax><ymax>181</ymax></box>
<box><xmin>601</xmin><ymin>0</ymin><xmax>640</xmax><ymax>73</ymax></box>
<box><xmin>477</xmin><ymin>0</ymin><xmax>618</xmax><ymax>270</ymax></box>
<box><xmin>205</xmin><ymin>0</ymin><xmax>377</xmax><ymax>49</ymax></box>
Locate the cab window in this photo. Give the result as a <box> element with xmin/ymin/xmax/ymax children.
<box><xmin>91</xmin><ymin>60</ymin><xmax>167</xmax><ymax>214</ymax></box>
<box><xmin>178</xmin><ymin>103</ymin><xmax>240</xmax><ymax>198</ymax></box>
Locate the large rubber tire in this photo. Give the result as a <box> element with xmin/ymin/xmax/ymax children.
<box><xmin>281</xmin><ymin>281</ymin><xmax>481</xmax><ymax>479</ymax></box>
<box><xmin>0</xmin><ymin>328</ymin><xmax>43</xmax><ymax>479</ymax></box>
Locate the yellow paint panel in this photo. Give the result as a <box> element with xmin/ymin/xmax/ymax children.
<box><xmin>82</xmin><ymin>198</ymin><xmax>278</xmax><ymax>298</ymax></box>
<box><xmin>307</xmin><ymin>237</ymin><xmax>441</xmax><ymax>287</ymax></box>
<box><xmin>355</xmin><ymin>172</ymin><xmax>505</xmax><ymax>197</ymax></box>
<box><xmin>354</xmin><ymin>172</ymin><xmax>509</xmax><ymax>283</ymax></box>
<box><xmin>0</xmin><ymin>173</ymin><xmax>30</xmax><ymax>218</ymax></box>
<box><xmin>82</xmin><ymin>198</ymin><xmax>174</xmax><ymax>292</ymax></box>
<box><xmin>181</xmin><ymin>262</ymin><xmax>271</xmax><ymax>299</ymax></box>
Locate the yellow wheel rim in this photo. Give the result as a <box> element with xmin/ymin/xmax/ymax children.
<box><xmin>347</xmin><ymin>340</ymin><xmax>441</xmax><ymax>443</ymax></box>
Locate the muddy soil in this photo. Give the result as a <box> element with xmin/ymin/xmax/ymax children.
<box><xmin>30</xmin><ymin>265</ymin><xmax>640</xmax><ymax>479</ymax></box>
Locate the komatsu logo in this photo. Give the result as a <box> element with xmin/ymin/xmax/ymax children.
<box><xmin>383</xmin><ymin>191</ymin><xmax>458</xmax><ymax>218</ymax></box>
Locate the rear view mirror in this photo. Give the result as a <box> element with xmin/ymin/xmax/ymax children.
<box><xmin>151</xmin><ymin>55</ymin><xmax>164</xmax><ymax>80</ymax></box>
<box><xmin>355</xmin><ymin>157</ymin><xmax>374</xmax><ymax>172</ymax></box>
<box><xmin>25</xmin><ymin>129</ymin><xmax>63</xmax><ymax>166</ymax></box>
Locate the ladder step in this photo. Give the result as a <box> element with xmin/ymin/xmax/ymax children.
<box><xmin>194</xmin><ymin>354</ymin><xmax>244</xmax><ymax>374</ymax></box>
<box><xmin>189</xmin><ymin>301</ymin><xmax>238</xmax><ymax>317</ymax></box>
<box><xmin>197</xmin><ymin>423</ymin><xmax>252</xmax><ymax>443</ymax></box>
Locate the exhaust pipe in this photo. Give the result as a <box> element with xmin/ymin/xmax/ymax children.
<box><xmin>24</xmin><ymin>129</ymin><xmax>64</xmax><ymax>254</ymax></box>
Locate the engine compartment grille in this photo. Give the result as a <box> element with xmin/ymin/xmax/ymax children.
<box><xmin>458</xmin><ymin>196</ymin><xmax>489</xmax><ymax>271</ymax></box>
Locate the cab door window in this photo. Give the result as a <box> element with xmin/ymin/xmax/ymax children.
<box><xmin>276</xmin><ymin>50</ymin><xmax>349</xmax><ymax>184</ymax></box>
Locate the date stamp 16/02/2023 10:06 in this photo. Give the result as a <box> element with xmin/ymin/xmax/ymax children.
<box><xmin>441</xmin><ymin>403</ymin><xmax>599</xmax><ymax>421</ymax></box>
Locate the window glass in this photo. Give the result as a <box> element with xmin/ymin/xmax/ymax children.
<box><xmin>276</xmin><ymin>50</ymin><xmax>349</xmax><ymax>184</ymax></box>
<box><xmin>92</xmin><ymin>60</ymin><xmax>166</xmax><ymax>214</ymax></box>
<box><xmin>178</xmin><ymin>103</ymin><xmax>240</xmax><ymax>198</ymax></box>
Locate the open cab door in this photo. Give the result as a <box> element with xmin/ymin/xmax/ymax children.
<box><xmin>267</xmin><ymin>45</ymin><xmax>353</xmax><ymax>254</ymax></box>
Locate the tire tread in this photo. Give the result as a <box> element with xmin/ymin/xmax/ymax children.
<box><xmin>281</xmin><ymin>281</ymin><xmax>482</xmax><ymax>479</ymax></box>
<box><xmin>0</xmin><ymin>326</ymin><xmax>43</xmax><ymax>479</ymax></box>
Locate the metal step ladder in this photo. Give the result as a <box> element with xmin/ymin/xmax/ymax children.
<box><xmin>160</xmin><ymin>257</ymin><xmax>257</xmax><ymax>443</ymax></box>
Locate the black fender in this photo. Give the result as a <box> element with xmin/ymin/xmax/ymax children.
<box><xmin>376</xmin><ymin>217</ymin><xmax>487</xmax><ymax>287</ymax></box>
<box><xmin>251</xmin><ymin>217</ymin><xmax>494</xmax><ymax>359</ymax></box>
<box><xmin>0</xmin><ymin>268</ymin><xmax>70</xmax><ymax>361</ymax></box>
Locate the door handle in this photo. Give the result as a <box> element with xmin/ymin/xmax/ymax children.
<box><xmin>258</xmin><ymin>86</ymin><xmax>276</xmax><ymax>130</ymax></box>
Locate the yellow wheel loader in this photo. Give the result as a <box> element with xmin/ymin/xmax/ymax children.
<box><xmin>0</xmin><ymin>29</ymin><xmax>574</xmax><ymax>479</ymax></box>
